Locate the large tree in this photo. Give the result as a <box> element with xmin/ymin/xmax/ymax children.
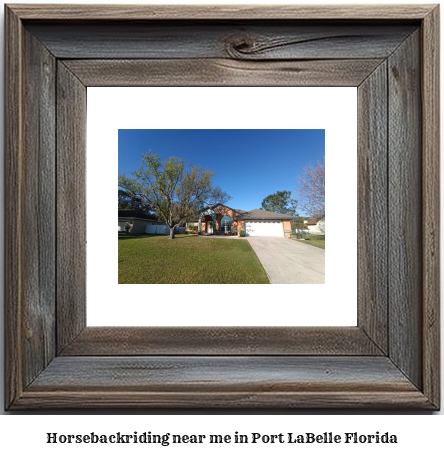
<box><xmin>118</xmin><ymin>153</ymin><xmax>231</xmax><ymax>239</ymax></box>
<box><xmin>118</xmin><ymin>189</ymin><xmax>154</xmax><ymax>215</ymax></box>
<box><xmin>297</xmin><ymin>157</ymin><xmax>325</xmax><ymax>219</ymax></box>
<box><xmin>261</xmin><ymin>190</ymin><xmax>298</xmax><ymax>216</ymax></box>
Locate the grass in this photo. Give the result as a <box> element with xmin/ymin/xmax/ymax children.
<box><xmin>118</xmin><ymin>234</ymin><xmax>270</xmax><ymax>284</ymax></box>
<box><xmin>297</xmin><ymin>234</ymin><xmax>325</xmax><ymax>250</ymax></box>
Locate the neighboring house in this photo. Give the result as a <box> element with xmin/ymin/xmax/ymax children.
<box><xmin>187</xmin><ymin>204</ymin><xmax>294</xmax><ymax>238</ymax></box>
<box><xmin>306</xmin><ymin>218</ymin><xmax>325</xmax><ymax>234</ymax></box>
<box><xmin>118</xmin><ymin>210</ymin><xmax>165</xmax><ymax>234</ymax></box>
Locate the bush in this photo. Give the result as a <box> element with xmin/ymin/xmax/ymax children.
<box><xmin>290</xmin><ymin>231</ymin><xmax>303</xmax><ymax>239</ymax></box>
<box><xmin>239</xmin><ymin>230</ymin><xmax>245</xmax><ymax>237</ymax></box>
<box><xmin>198</xmin><ymin>231</ymin><xmax>202</xmax><ymax>235</ymax></box>
<box><xmin>290</xmin><ymin>217</ymin><xmax>308</xmax><ymax>231</ymax></box>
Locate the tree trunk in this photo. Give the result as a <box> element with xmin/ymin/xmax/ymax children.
<box><xmin>169</xmin><ymin>226</ymin><xmax>175</xmax><ymax>240</ymax></box>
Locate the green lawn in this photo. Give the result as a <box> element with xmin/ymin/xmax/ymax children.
<box><xmin>118</xmin><ymin>234</ymin><xmax>270</xmax><ymax>284</ymax></box>
<box><xmin>297</xmin><ymin>234</ymin><xmax>325</xmax><ymax>250</ymax></box>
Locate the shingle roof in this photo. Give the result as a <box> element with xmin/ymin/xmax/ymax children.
<box><xmin>118</xmin><ymin>210</ymin><xmax>157</xmax><ymax>220</ymax></box>
<box><xmin>306</xmin><ymin>218</ymin><xmax>325</xmax><ymax>225</ymax></box>
<box><xmin>196</xmin><ymin>204</ymin><xmax>295</xmax><ymax>221</ymax></box>
<box><xmin>210</xmin><ymin>204</ymin><xmax>247</xmax><ymax>216</ymax></box>
<box><xmin>234</xmin><ymin>209</ymin><xmax>295</xmax><ymax>220</ymax></box>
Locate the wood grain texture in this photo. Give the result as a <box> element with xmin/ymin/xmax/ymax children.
<box><xmin>357</xmin><ymin>62</ymin><xmax>388</xmax><ymax>354</ymax></box>
<box><xmin>27</xmin><ymin>22</ymin><xmax>416</xmax><ymax>60</ymax></box>
<box><xmin>388</xmin><ymin>30</ymin><xmax>422</xmax><ymax>389</ymax></box>
<box><xmin>56</xmin><ymin>62</ymin><xmax>87</xmax><ymax>353</ymax></box>
<box><xmin>61</xmin><ymin>327</ymin><xmax>383</xmax><ymax>356</ymax></box>
<box><xmin>16</xmin><ymin>390</ymin><xmax>433</xmax><ymax>410</ymax></box>
<box><xmin>13</xmin><ymin>356</ymin><xmax>432</xmax><ymax>409</ymax></box>
<box><xmin>4</xmin><ymin>5</ymin><xmax>24</xmax><ymax>410</ymax></box>
<box><xmin>21</xmin><ymin>28</ymin><xmax>57</xmax><ymax>388</ymax></box>
<box><xmin>5</xmin><ymin>8</ymin><xmax>58</xmax><ymax>409</ymax></box>
<box><xmin>7</xmin><ymin>4</ymin><xmax>435</xmax><ymax>20</ymax></box>
<box><xmin>63</xmin><ymin>58</ymin><xmax>383</xmax><ymax>87</ymax></box>
<box><xmin>421</xmin><ymin>6</ymin><xmax>440</xmax><ymax>409</ymax></box>
<box><xmin>28</xmin><ymin>356</ymin><xmax>418</xmax><ymax>391</ymax></box>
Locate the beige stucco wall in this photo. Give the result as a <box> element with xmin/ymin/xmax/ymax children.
<box><xmin>236</xmin><ymin>220</ymin><xmax>244</xmax><ymax>231</ymax></box>
<box><xmin>283</xmin><ymin>220</ymin><xmax>291</xmax><ymax>238</ymax></box>
<box><xmin>215</xmin><ymin>205</ymin><xmax>240</xmax><ymax>232</ymax></box>
<box><xmin>215</xmin><ymin>205</ymin><xmax>247</xmax><ymax>233</ymax></box>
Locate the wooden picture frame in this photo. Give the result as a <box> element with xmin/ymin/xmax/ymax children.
<box><xmin>5</xmin><ymin>4</ymin><xmax>440</xmax><ymax>409</ymax></box>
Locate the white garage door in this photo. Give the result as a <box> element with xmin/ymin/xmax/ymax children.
<box><xmin>245</xmin><ymin>221</ymin><xmax>284</xmax><ymax>237</ymax></box>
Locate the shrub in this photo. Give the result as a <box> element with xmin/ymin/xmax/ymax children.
<box><xmin>291</xmin><ymin>231</ymin><xmax>302</xmax><ymax>239</ymax></box>
<box><xmin>198</xmin><ymin>230</ymin><xmax>202</xmax><ymax>235</ymax></box>
<box><xmin>239</xmin><ymin>230</ymin><xmax>245</xmax><ymax>237</ymax></box>
<box><xmin>124</xmin><ymin>222</ymin><xmax>133</xmax><ymax>234</ymax></box>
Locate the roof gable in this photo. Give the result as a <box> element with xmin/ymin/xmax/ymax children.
<box><xmin>235</xmin><ymin>209</ymin><xmax>295</xmax><ymax>220</ymax></box>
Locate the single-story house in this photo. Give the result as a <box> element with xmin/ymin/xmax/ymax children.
<box><xmin>187</xmin><ymin>204</ymin><xmax>294</xmax><ymax>238</ymax></box>
<box><xmin>305</xmin><ymin>218</ymin><xmax>325</xmax><ymax>234</ymax></box>
<box><xmin>118</xmin><ymin>210</ymin><xmax>165</xmax><ymax>234</ymax></box>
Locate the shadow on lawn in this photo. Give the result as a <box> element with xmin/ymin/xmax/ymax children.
<box><xmin>118</xmin><ymin>234</ymin><xmax>153</xmax><ymax>241</ymax></box>
<box><xmin>118</xmin><ymin>234</ymin><xmax>197</xmax><ymax>241</ymax></box>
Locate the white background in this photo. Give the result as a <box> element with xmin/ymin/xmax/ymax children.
<box><xmin>88</xmin><ymin>87</ymin><xmax>357</xmax><ymax>326</ymax></box>
<box><xmin>0</xmin><ymin>0</ymin><xmax>442</xmax><ymax>452</ymax></box>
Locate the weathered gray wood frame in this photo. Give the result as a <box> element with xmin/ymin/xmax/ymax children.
<box><xmin>4</xmin><ymin>4</ymin><xmax>440</xmax><ymax>409</ymax></box>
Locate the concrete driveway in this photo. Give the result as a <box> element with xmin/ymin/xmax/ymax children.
<box><xmin>247</xmin><ymin>237</ymin><xmax>325</xmax><ymax>284</ymax></box>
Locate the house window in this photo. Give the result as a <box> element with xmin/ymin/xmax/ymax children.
<box><xmin>220</xmin><ymin>215</ymin><xmax>232</xmax><ymax>232</ymax></box>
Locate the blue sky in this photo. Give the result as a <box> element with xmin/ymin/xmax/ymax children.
<box><xmin>118</xmin><ymin>129</ymin><xmax>324</xmax><ymax>214</ymax></box>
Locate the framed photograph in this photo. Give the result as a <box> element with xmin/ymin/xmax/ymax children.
<box><xmin>5</xmin><ymin>4</ymin><xmax>440</xmax><ymax>409</ymax></box>
<box><xmin>95</xmin><ymin>91</ymin><xmax>356</xmax><ymax>326</ymax></box>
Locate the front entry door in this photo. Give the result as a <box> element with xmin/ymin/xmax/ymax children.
<box><xmin>207</xmin><ymin>221</ymin><xmax>213</xmax><ymax>234</ymax></box>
